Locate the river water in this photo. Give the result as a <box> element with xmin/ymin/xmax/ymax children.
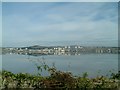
<box><xmin>2</xmin><ymin>54</ymin><xmax>118</xmax><ymax>78</ymax></box>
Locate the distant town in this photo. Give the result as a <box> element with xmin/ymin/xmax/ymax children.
<box><xmin>1</xmin><ymin>45</ymin><xmax>119</xmax><ymax>56</ymax></box>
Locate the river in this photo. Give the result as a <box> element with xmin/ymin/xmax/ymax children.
<box><xmin>2</xmin><ymin>53</ymin><xmax>118</xmax><ymax>78</ymax></box>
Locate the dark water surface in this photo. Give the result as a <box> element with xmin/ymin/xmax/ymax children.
<box><xmin>2</xmin><ymin>54</ymin><xmax>118</xmax><ymax>78</ymax></box>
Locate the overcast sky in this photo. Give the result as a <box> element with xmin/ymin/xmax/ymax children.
<box><xmin>2</xmin><ymin>0</ymin><xmax>119</xmax><ymax>2</ymax></box>
<box><xmin>2</xmin><ymin>2</ymin><xmax>118</xmax><ymax>47</ymax></box>
<box><xmin>0</xmin><ymin>2</ymin><xmax>2</xmax><ymax>47</ymax></box>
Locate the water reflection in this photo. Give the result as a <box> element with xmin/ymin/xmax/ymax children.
<box><xmin>2</xmin><ymin>51</ymin><xmax>118</xmax><ymax>57</ymax></box>
<box><xmin>2</xmin><ymin>53</ymin><xmax>118</xmax><ymax>78</ymax></box>
<box><xmin>2</xmin><ymin>46</ymin><xmax>119</xmax><ymax>57</ymax></box>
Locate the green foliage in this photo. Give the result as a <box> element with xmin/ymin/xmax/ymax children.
<box><xmin>111</xmin><ymin>71</ymin><xmax>120</xmax><ymax>80</ymax></box>
<box><xmin>1</xmin><ymin>70</ymin><xmax>119</xmax><ymax>89</ymax></box>
<box><xmin>82</xmin><ymin>72</ymin><xmax>88</xmax><ymax>78</ymax></box>
<box><xmin>35</xmin><ymin>59</ymin><xmax>49</xmax><ymax>76</ymax></box>
<box><xmin>1</xmin><ymin>62</ymin><xmax>120</xmax><ymax>89</ymax></box>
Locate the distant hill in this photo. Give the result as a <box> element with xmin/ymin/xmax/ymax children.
<box><xmin>26</xmin><ymin>45</ymin><xmax>48</xmax><ymax>50</ymax></box>
<box><xmin>24</xmin><ymin>45</ymin><xmax>65</xmax><ymax>50</ymax></box>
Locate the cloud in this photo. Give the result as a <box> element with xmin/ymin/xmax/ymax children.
<box><xmin>2</xmin><ymin>0</ymin><xmax>120</xmax><ymax>2</ymax></box>
<box><xmin>2</xmin><ymin>2</ymin><xmax>118</xmax><ymax>47</ymax></box>
<box><xmin>0</xmin><ymin>2</ymin><xmax>2</xmax><ymax>47</ymax></box>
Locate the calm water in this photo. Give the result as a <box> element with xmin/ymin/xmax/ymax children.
<box><xmin>2</xmin><ymin>54</ymin><xmax>118</xmax><ymax>78</ymax></box>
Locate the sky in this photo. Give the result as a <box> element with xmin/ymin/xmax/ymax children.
<box><xmin>2</xmin><ymin>2</ymin><xmax>118</xmax><ymax>47</ymax></box>
<box><xmin>0</xmin><ymin>2</ymin><xmax>2</xmax><ymax>47</ymax></box>
<box><xmin>1</xmin><ymin>0</ymin><xmax>120</xmax><ymax>2</ymax></box>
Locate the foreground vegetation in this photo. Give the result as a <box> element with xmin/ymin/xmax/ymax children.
<box><xmin>1</xmin><ymin>71</ymin><xmax>120</xmax><ymax>89</ymax></box>
<box><xmin>0</xmin><ymin>61</ymin><xmax>120</xmax><ymax>89</ymax></box>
